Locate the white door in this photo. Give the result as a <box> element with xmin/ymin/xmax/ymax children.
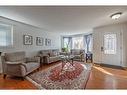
<box><xmin>101</xmin><ymin>31</ymin><xmax>122</xmax><ymax>66</ymax></box>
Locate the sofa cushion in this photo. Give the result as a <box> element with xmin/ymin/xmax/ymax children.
<box><xmin>71</xmin><ymin>50</ymin><xmax>81</xmax><ymax>55</ymax></box>
<box><xmin>25</xmin><ymin>62</ymin><xmax>39</xmax><ymax>72</ymax></box>
<box><xmin>25</xmin><ymin>57</ymin><xmax>37</xmax><ymax>63</ymax></box>
<box><xmin>50</xmin><ymin>51</ymin><xmax>58</xmax><ymax>57</ymax></box>
<box><xmin>38</xmin><ymin>49</ymin><xmax>60</xmax><ymax>64</ymax></box>
<box><xmin>5</xmin><ymin>51</ymin><xmax>25</xmax><ymax>62</ymax></box>
<box><xmin>42</xmin><ymin>50</ymin><xmax>51</xmax><ymax>56</ymax></box>
<box><xmin>49</xmin><ymin>56</ymin><xmax>60</xmax><ymax>62</ymax></box>
<box><xmin>74</xmin><ymin>55</ymin><xmax>81</xmax><ymax>59</ymax></box>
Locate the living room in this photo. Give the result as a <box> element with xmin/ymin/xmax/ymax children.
<box><xmin>1</xmin><ymin>5</ymin><xmax>127</xmax><ymax>93</ymax></box>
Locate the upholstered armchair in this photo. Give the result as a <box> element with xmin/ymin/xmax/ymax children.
<box><xmin>38</xmin><ymin>49</ymin><xmax>61</xmax><ymax>64</ymax></box>
<box><xmin>70</xmin><ymin>49</ymin><xmax>85</xmax><ymax>62</ymax></box>
<box><xmin>1</xmin><ymin>51</ymin><xmax>40</xmax><ymax>80</ymax></box>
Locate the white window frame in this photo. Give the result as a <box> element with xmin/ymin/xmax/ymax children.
<box><xmin>0</xmin><ymin>23</ymin><xmax>13</xmax><ymax>47</ymax></box>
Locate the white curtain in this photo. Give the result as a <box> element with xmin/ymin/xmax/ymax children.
<box><xmin>72</xmin><ymin>36</ymin><xmax>85</xmax><ymax>49</ymax></box>
<box><xmin>63</xmin><ymin>34</ymin><xmax>93</xmax><ymax>52</ymax></box>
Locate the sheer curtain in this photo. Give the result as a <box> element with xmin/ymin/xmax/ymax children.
<box><xmin>72</xmin><ymin>36</ymin><xmax>84</xmax><ymax>49</ymax></box>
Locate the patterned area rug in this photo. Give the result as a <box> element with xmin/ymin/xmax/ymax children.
<box><xmin>26</xmin><ymin>62</ymin><xmax>92</xmax><ymax>89</ymax></box>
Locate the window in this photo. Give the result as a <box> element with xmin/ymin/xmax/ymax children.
<box><xmin>63</xmin><ymin>37</ymin><xmax>72</xmax><ymax>51</ymax></box>
<box><xmin>63</xmin><ymin>37</ymin><xmax>69</xmax><ymax>48</ymax></box>
<box><xmin>62</xmin><ymin>35</ymin><xmax>93</xmax><ymax>51</ymax></box>
<box><xmin>0</xmin><ymin>23</ymin><xmax>13</xmax><ymax>47</ymax></box>
<box><xmin>104</xmin><ymin>34</ymin><xmax>116</xmax><ymax>54</ymax></box>
<box><xmin>72</xmin><ymin>36</ymin><xmax>84</xmax><ymax>49</ymax></box>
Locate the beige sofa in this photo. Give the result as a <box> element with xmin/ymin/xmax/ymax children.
<box><xmin>38</xmin><ymin>49</ymin><xmax>61</xmax><ymax>64</ymax></box>
<box><xmin>70</xmin><ymin>49</ymin><xmax>85</xmax><ymax>61</ymax></box>
<box><xmin>1</xmin><ymin>51</ymin><xmax>40</xmax><ymax>80</ymax></box>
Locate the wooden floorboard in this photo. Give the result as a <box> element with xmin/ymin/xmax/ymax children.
<box><xmin>86</xmin><ymin>64</ymin><xmax>127</xmax><ymax>89</ymax></box>
<box><xmin>0</xmin><ymin>76</ymin><xmax>37</xmax><ymax>89</ymax></box>
<box><xmin>0</xmin><ymin>62</ymin><xmax>127</xmax><ymax>89</ymax></box>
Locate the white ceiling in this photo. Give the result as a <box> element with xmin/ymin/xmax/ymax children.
<box><xmin>0</xmin><ymin>6</ymin><xmax>127</xmax><ymax>35</ymax></box>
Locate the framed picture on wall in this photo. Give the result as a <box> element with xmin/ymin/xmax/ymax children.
<box><xmin>45</xmin><ymin>38</ymin><xmax>51</xmax><ymax>46</ymax></box>
<box><xmin>36</xmin><ymin>37</ymin><xmax>44</xmax><ymax>46</ymax></box>
<box><xmin>23</xmin><ymin>35</ymin><xmax>33</xmax><ymax>45</ymax></box>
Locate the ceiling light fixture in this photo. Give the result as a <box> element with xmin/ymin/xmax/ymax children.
<box><xmin>110</xmin><ymin>12</ymin><xmax>122</xmax><ymax>20</ymax></box>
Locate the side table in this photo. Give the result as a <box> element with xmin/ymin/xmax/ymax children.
<box><xmin>86</xmin><ymin>53</ymin><xmax>93</xmax><ymax>63</ymax></box>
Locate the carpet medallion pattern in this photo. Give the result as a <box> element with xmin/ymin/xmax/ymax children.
<box><xmin>27</xmin><ymin>62</ymin><xmax>92</xmax><ymax>89</ymax></box>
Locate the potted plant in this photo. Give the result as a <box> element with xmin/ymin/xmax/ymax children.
<box><xmin>62</xmin><ymin>47</ymin><xmax>67</xmax><ymax>52</ymax></box>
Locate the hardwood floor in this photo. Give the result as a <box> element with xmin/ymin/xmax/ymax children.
<box><xmin>86</xmin><ymin>64</ymin><xmax>127</xmax><ymax>89</ymax></box>
<box><xmin>0</xmin><ymin>62</ymin><xmax>59</xmax><ymax>89</ymax></box>
<box><xmin>0</xmin><ymin>75</ymin><xmax>36</xmax><ymax>89</ymax></box>
<box><xmin>0</xmin><ymin>62</ymin><xmax>127</xmax><ymax>89</ymax></box>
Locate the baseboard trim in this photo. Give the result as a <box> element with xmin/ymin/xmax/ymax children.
<box><xmin>94</xmin><ymin>63</ymin><xmax>124</xmax><ymax>70</ymax></box>
<box><xmin>123</xmin><ymin>67</ymin><xmax>127</xmax><ymax>70</ymax></box>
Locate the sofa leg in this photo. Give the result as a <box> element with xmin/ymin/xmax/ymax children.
<box><xmin>21</xmin><ymin>77</ymin><xmax>25</xmax><ymax>81</ymax></box>
<box><xmin>3</xmin><ymin>74</ymin><xmax>6</xmax><ymax>79</ymax></box>
<box><xmin>37</xmin><ymin>68</ymin><xmax>40</xmax><ymax>71</ymax></box>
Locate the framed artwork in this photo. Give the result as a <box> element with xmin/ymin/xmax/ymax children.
<box><xmin>23</xmin><ymin>35</ymin><xmax>33</xmax><ymax>45</ymax></box>
<box><xmin>45</xmin><ymin>38</ymin><xmax>51</xmax><ymax>46</ymax></box>
<box><xmin>36</xmin><ymin>37</ymin><xmax>44</xmax><ymax>46</ymax></box>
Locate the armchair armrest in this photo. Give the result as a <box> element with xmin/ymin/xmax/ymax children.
<box><xmin>80</xmin><ymin>53</ymin><xmax>84</xmax><ymax>56</ymax></box>
<box><xmin>6</xmin><ymin>61</ymin><xmax>24</xmax><ymax>65</ymax></box>
<box><xmin>4</xmin><ymin>61</ymin><xmax>27</xmax><ymax>77</ymax></box>
<box><xmin>34</xmin><ymin>56</ymin><xmax>41</xmax><ymax>63</ymax></box>
<box><xmin>5</xmin><ymin>61</ymin><xmax>27</xmax><ymax>72</ymax></box>
<box><xmin>43</xmin><ymin>55</ymin><xmax>50</xmax><ymax>63</ymax></box>
<box><xmin>80</xmin><ymin>52</ymin><xmax>86</xmax><ymax>58</ymax></box>
<box><xmin>79</xmin><ymin>52</ymin><xmax>85</xmax><ymax>61</ymax></box>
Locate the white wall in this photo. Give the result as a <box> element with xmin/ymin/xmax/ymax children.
<box><xmin>93</xmin><ymin>28</ymin><xmax>102</xmax><ymax>63</ymax></box>
<box><xmin>121</xmin><ymin>23</ymin><xmax>127</xmax><ymax>67</ymax></box>
<box><xmin>93</xmin><ymin>23</ymin><xmax>127</xmax><ymax>67</ymax></box>
<box><xmin>0</xmin><ymin>17</ymin><xmax>61</xmax><ymax>57</ymax></box>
